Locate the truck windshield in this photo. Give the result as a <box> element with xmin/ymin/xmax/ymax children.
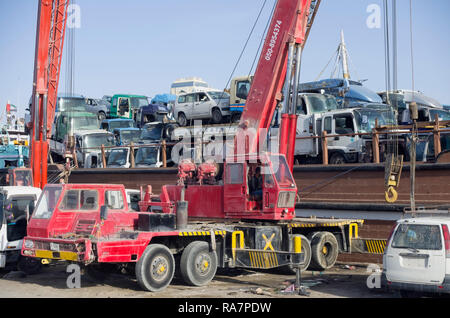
<box><xmin>107</xmin><ymin>149</ymin><xmax>128</xmax><ymax>166</ymax></box>
<box><xmin>141</xmin><ymin>124</ymin><xmax>163</xmax><ymax>141</ymax></box>
<box><xmin>84</xmin><ymin>134</ymin><xmax>115</xmax><ymax>149</ymax></box>
<box><xmin>58</xmin><ymin>97</ymin><xmax>87</xmax><ymax>112</ymax></box>
<box><xmin>135</xmin><ymin>147</ymin><xmax>158</xmax><ymax>166</ymax></box>
<box><xmin>110</xmin><ymin>121</ymin><xmax>134</xmax><ymax>130</ymax></box>
<box><xmin>270</xmin><ymin>155</ymin><xmax>295</xmax><ymax>188</ymax></box>
<box><xmin>120</xmin><ymin>130</ymin><xmax>141</xmax><ymax>144</ymax></box>
<box><xmin>208</xmin><ymin>91</ymin><xmax>230</xmax><ymax>101</ymax></box>
<box><xmin>392</xmin><ymin>224</ymin><xmax>442</xmax><ymax>250</ymax></box>
<box><xmin>33</xmin><ymin>185</ymin><xmax>63</xmax><ymax>219</ymax></box>
<box><xmin>130</xmin><ymin>97</ymin><xmax>149</xmax><ymax>108</ymax></box>
<box><xmin>354</xmin><ymin>109</ymin><xmax>395</xmax><ymax>133</ymax></box>
<box><xmin>72</xmin><ymin>116</ymin><xmax>99</xmax><ymax>131</ymax></box>
<box><xmin>429</xmin><ymin>109</ymin><xmax>450</xmax><ymax>121</ymax></box>
<box><xmin>304</xmin><ymin>94</ymin><xmax>338</xmax><ymax>113</ymax></box>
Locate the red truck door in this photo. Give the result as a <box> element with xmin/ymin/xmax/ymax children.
<box><xmin>224</xmin><ymin>162</ymin><xmax>247</xmax><ymax>213</ymax></box>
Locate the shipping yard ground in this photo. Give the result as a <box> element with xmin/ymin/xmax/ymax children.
<box><xmin>0</xmin><ymin>262</ymin><xmax>396</xmax><ymax>298</ymax></box>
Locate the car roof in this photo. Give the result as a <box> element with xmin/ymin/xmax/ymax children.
<box><xmin>398</xmin><ymin>216</ymin><xmax>450</xmax><ymax>225</ymax></box>
<box><xmin>0</xmin><ymin>186</ymin><xmax>42</xmax><ymax>196</ymax></box>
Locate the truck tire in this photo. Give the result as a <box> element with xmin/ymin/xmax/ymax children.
<box><xmin>308</xmin><ymin>231</ymin><xmax>339</xmax><ymax>271</ymax></box>
<box><xmin>211</xmin><ymin>108</ymin><xmax>223</xmax><ymax>124</ymax></box>
<box><xmin>178</xmin><ymin>113</ymin><xmax>187</xmax><ymax>127</ymax></box>
<box><xmin>329</xmin><ymin>152</ymin><xmax>346</xmax><ymax>165</ymax></box>
<box><xmin>17</xmin><ymin>256</ymin><xmax>42</xmax><ymax>275</ymax></box>
<box><xmin>180</xmin><ymin>241</ymin><xmax>217</xmax><ymax>287</ymax></box>
<box><xmin>136</xmin><ymin>244</ymin><xmax>175</xmax><ymax>292</ymax></box>
<box><xmin>279</xmin><ymin>234</ymin><xmax>311</xmax><ymax>274</ymax></box>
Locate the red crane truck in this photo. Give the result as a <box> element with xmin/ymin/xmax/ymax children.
<box><xmin>22</xmin><ymin>0</ymin><xmax>373</xmax><ymax>292</ymax></box>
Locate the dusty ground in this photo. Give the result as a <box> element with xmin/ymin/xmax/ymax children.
<box><xmin>0</xmin><ymin>262</ymin><xmax>396</xmax><ymax>299</ymax></box>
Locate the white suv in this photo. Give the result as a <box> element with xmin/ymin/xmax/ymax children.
<box><xmin>383</xmin><ymin>216</ymin><xmax>450</xmax><ymax>296</ymax></box>
<box><xmin>174</xmin><ymin>90</ymin><xmax>230</xmax><ymax>126</ymax></box>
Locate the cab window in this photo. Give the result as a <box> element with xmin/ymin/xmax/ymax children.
<box><xmin>105</xmin><ymin>190</ymin><xmax>124</xmax><ymax>210</ymax></box>
<box><xmin>178</xmin><ymin>95</ymin><xmax>186</xmax><ymax>103</ymax></box>
<box><xmin>226</xmin><ymin>163</ymin><xmax>243</xmax><ymax>184</ymax></box>
<box><xmin>59</xmin><ymin>190</ymin><xmax>98</xmax><ymax>211</ymax></box>
<box><xmin>236</xmin><ymin>80</ymin><xmax>250</xmax><ymax>100</ymax></box>
<box><xmin>334</xmin><ymin>115</ymin><xmax>354</xmax><ymax>134</ymax></box>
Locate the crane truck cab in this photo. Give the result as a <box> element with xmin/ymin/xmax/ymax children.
<box><xmin>0</xmin><ymin>186</ymin><xmax>42</xmax><ymax>271</ymax></box>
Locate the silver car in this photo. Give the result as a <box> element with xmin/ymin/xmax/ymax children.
<box><xmin>174</xmin><ymin>90</ymin><xmax>230</xmax><ymax>126</ymax></box>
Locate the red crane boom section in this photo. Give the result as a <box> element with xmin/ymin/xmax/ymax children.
<box><xmin>31</xmin><ymin>0</ymin><xmax>69</xmax><ymax>188</ymax></box>
<box><xmin>235</xmin><ymin>0</ymin><xmax>313</xmax><ymax>156</ymax></box>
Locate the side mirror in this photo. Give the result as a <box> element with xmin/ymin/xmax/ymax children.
<box><xmin>100</xmin><ymin>205</ymin><xmax>108</xmax><ymax>220</ymax></box>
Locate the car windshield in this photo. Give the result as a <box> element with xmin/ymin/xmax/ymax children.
<box><xmin>58</xmin><ymin>97</ymin><xmax>87</xmax><ymax>112</ymax></box>
<box><xmin>141</xmin><ymin>124</ymin><xmax>163</xmax><ymax>141</ymax></box>
<box><xmin>120</xmin><ymin>130</ymin><xmax>141</xmax><ymax>144</ymax></box>
<box><xmin>83</xmin><ymin>134</ymin><xmax>115</xmax><ymax>149</ymax></box>
<box><xmin>392</xmin><ymin>224</ymin><xmax>442</xmax><ymax>250</ymax></box>
<box><xmin>33</xmin><ymin>185</ymin><xmax>63</xmax><ymax>219</ymax></box>
<box><xmin>305</xmin><ymin>94</ymin><xmax>338</xmax><ymax>113</ymax></box>
<box><xmin>270</xmin><ymin>155</ymin><xmax>295</xmax><ymax>188</ymax></box>
<box><xmin>14</xmin><ymin>170</ymin><xmax>33</xmax><ymax>186</ymax></box>
<box><xmin>110</xmin><ymin>121</ymin><xmax>134</xmax><ymax>130</ymax></box>
<box><xmin>135</xmin><ymin>147</ymin><xmax>158</xmax><ymax>166</ymax></box>
<box><xmin>107</xmin><ymin>149</ymin><xmax>128</xmax><ymax>166</ymax></box>
<box><xmin>208</xmin><ymin>91</ymin><xmax>230</xmax><ymax>101</ymax></box>
<box><xmin>130</xmin><ymin>97</ymin><xmax>149</xmax><ymax>108</ymax></box>
<box><xmin>72</xmin><ymin>116</ymin><xmax>99</xmax><ymax>131</ymax></box>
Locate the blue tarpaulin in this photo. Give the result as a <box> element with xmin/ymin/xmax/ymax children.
<box><xmin>151</xmin><ymin>94</ymin><xmax>176</xmax><ymax>105</ymax></box>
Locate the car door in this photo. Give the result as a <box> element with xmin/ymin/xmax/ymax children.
<box><xmin>384</xmin><ymin>222</ymin><xmax>446</xmax><ymax>284</ymax></box>
<box><xmin>193</xmin><ymin>92</ymin><xmax>212</xmax><ymax>119</ymax></box>
<box><xmin>118</xmin><ymin>97</ymin><xmax>131</xmax><ymax>119</ymax></box>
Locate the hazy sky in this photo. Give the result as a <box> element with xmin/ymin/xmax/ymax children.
<box><xmin>0</xmin><ymin>0</ymin><xmax>449</xmax><ymax>122</ymax></box>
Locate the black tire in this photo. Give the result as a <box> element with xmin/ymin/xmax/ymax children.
<box><xmin>178</xmin><ymin>113</ymin><xmax>187</xmax><ymax>127</ymax></box>
<box><xmin>98</xmin><ymin>111</ymin><xmax>106</xmax><ymax>121</ymax></box>
<box><xmin>231</xmin><ymin>113</ymin><xmax>241</xmax><ymax>123</ymax></box>
<box><xmin>308</xmin><ymin>231</ymin><xmax>339</xmax><ymax>271</ymax></box>
<box><xmin>211</xmin><ymin>108</ymin><xmax>223</xmax><ymax>124</ymax></box>
<box><xmin>180</xmin><ymin>241</ymin><xmax>217</xmax><ymax>286</ymax></box>
<box><xmin>279</xmin><ymin>234</ymin><xmax>311</xmax><ymax>274</ymax></box>
<box><xmin>136</xmin><ymin>244</ymin><xmax>175</xmax><ymax>292</ymax></box>
<box><xmin>329</xmin><ymin>152</ymin><xmax>346</xmax><ymax>165</ymax></box>
<box><xmin>17</xmin><ymin>256</ymin><xmax>42</xmax><ymax>275</ymax></box>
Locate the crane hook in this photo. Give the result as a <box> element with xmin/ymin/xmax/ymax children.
<box><xmin>385</xmin><ymin>186</ymin><xmax>398</xmax><ymax>203</ymax></box>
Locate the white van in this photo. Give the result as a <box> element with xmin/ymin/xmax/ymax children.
<box><xmin>383</xmin><ymin>217</ymin><xmax>450</xmax><ymax>296</ymax></box>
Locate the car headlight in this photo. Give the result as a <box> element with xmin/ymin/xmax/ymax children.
<box><xmin>24</xmin><ymin>240</ymin><xmax>34</xmax><ymax>249</ymax></box>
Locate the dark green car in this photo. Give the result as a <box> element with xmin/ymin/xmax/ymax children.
<box><xmin>109</xmin><ymin>94</ymin><xmax>149</xmax><ymax>120</ymax></box>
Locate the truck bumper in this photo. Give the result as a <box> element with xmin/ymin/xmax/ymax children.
<box><xmin>21</xmin><ymin>237</ymin><xmax>93</xmax><ymax>264</ymax></box>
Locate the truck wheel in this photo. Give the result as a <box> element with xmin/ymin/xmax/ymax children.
<box><xmin>180</xmin><ymin>241</ymin><xmax>217</xmax><ymax>286</ymax></box>
<box><xmin>17</xmin><ymin>256</ymin><xmax>42</xmax><ymax>275</ymax></box>
<box><xmin>178</xmin><ymin>113</ymin><xmax>187</xmax><ymax>126</ymax></box>
<box><xmin>211</xmin><ymin>108</ymin><xmax>223</xmax><ymax>124</ymax></box>
<box><xmin>308</xmin><ymin>232</ymin><xmax>339</xmax><ymax>271</ymax></box>
<box><xmin>329</xmin><ymin>152</ymin><xmax>346</xmax><ymax>164</ymax></box>
<box><xmin>279</xmin><ymin>234</ymin><xmax>311</xmax><ymax>274</ymax></box>
<box><xmin>231</xmin><ymin>113</ymin><xmax>241</xmax><ymax>123</ymax></box>
<box><xmin>136</xmin><ymin>244</ymin><xmax>175</xmax><ymax>292</ymax></box>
